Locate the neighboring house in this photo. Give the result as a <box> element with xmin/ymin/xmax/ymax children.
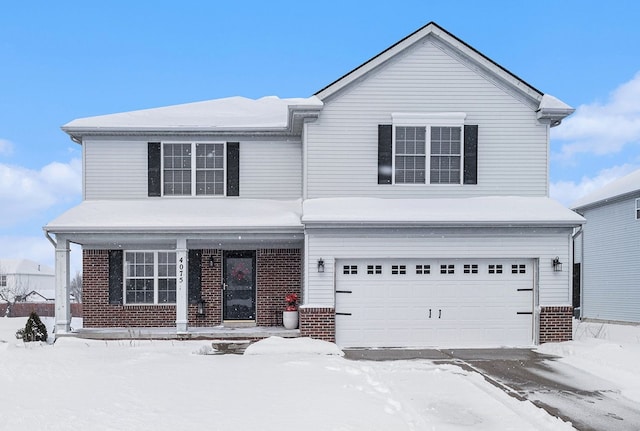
<box><xmin>572</xmin><ymin>169</ymin><xmax>640</xmax><ymax>324</ymax></box>
<box><xmin>45</xmin><ymin>22</ymin><xmax>583</xmax><ymax>348</ymax></box>
<box><xmin>0</xmin><ymin>259</ymin><xmax>55</xmax><ymax>302</ymax></box>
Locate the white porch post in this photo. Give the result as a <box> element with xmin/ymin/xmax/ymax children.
<box><xmin>54</xmin><ymin>236</ymin><xmax>71</xmax><ymax>336</ymax></box>
<box><xmin>175</xmin><ymin>238</ymin><xmax>188</xmax><ymax>333</ymax></box>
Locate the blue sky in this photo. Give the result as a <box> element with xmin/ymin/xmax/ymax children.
<box><xmin>1</xmin><ymin>0</ymin><xmax>640</xmax><ymax>272</ymax></box>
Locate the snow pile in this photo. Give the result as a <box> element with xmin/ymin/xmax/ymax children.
<box><xmin>244</xmin><ymin>336</ymin><xmax>344</xmax><ymax>356</ymax></box>
<box><xmin>537</xmin><ymin>320</ymin><xmax>640</xmax><ymax>403</ymax></box>
<box><xmin>0</xmin><ymin>317</ymin><xmax>575</xmax><ymax>430</ymax></box>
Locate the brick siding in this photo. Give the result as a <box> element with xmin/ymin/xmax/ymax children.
<box><xmin>539</xmin><ymin>306</ymin><xmax>573</xmax><ymax>343</ymax></box>
<box><xmin>299</xmin><ymin>307</ymin><xmax>335</xmax><ymax>342</ymax></box>
<box><xmin>83</xmin><ymin>248</ymin><xmax>301</xmax><ymax>329</ymax></box>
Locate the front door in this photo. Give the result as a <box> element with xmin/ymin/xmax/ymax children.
<box><xmin>223</xmin><ymin>251</ymin><xmax>256</xmax><ymax>321</ymax></box>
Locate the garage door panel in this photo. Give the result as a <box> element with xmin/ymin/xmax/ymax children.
<box><xmin>336</xmin><ymin>258</ymin><xmax>534</xmax><ymax>348</ymax></box>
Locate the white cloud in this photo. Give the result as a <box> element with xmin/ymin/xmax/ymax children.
<box><xmin>552</xmin><ymin>72</ymin><xmax>640</xmax><ymax>159</ymax></box>
<box><xmin>550</xmin><ymin>163</ymin><xmax>638</xmax><ymax>207</ymax></box>
<box><xmin>0</xmin><ymin>139</ymin><xmax>14</xmax><ymax>156</ymax></box>
<box><xmin>0</xmin><ymin>158</ymin><xmax>82</xmax><ymax>227</ymax></box>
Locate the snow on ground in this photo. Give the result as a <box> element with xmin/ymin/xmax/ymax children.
<box><xmin>538</xmin><ymin>319</ymin><xmax>640</xmax><ymax>403</ymax></box>
<box><xmin>4</xmin><ymin>318</ymin><xmax>638</xmax><ymax>431</ymax></box>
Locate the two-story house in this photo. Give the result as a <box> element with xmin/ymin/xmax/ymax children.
<box><xmin>45</xmin><ymin>22</ymin><xmax>583</xmax><ymax>347</ymax></box>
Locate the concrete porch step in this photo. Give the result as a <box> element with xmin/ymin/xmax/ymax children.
<box><xmin>72</xmin><ymin>326</ymin><xmax>301</xmax><ymax>340</ymax></box>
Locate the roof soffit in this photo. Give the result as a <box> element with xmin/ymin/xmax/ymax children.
<box><xmin>315</xmin><ymin>22</ymin><xmax>543</xmax><ymax>110</ymax></box>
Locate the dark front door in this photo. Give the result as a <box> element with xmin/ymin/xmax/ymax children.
<box><xmin>223</xmin><ymin>251</ymin><xmax>256</xmax><ymax>321</ymax></box>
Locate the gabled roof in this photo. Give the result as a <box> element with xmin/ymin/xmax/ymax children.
<box><xmin>62</xmin><ymin>96</ymin><xmax>323</xmax><ymax>142</ymax></box>
<box><xmin>572</xmin><ymin>169</ymin><xmax>640</xmax><ymax>210</ymax></box>
<box><xmin>314</xmin><ymin>22</ymin><xmax>573</xmax><ymax>125</ymax></box>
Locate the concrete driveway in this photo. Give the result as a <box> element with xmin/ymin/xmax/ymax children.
<box><xmin>344</xmin><ymin>348</ymin><xmax>640</xmax><ymax>431</ymax></box>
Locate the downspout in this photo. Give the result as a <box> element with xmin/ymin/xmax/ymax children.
<box><xmin>44</xmin><ymin>229</ymin><xmax>57</xmax><ymax>248</ymax></box>
<box><xmin>572</xmin><ymin>225</ymin><xmax>584</xmax><ymax>319</ymax></box>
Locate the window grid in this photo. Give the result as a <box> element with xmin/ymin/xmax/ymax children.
<box><xmin>511</xmin><ymin>264</ymin><xmax>526</xmax><ymax>274</ymax></box>
<box><xmin>343</xmin><ymin>265</ymin><xmax>358</xmax><ymax>275</ymax></box>
<box><xmin>395</xmin><ymin>126</ymin><xmax>426</xmax><ymax>184</ymax></box>
<box><xmin>195</xmin><ymin>143</ymin><xmax>225</xmax><ymax>196</ymax></box>
<box><xmin>125</xmin><ymin>251</ymin><xmax>177</xmax><ymax>304</ymax></box>
<box><xmin>416</xmin><ymin>264</ymin><xmax>431</xmax><ymax>275</ymax></box>
<box><xmin>367</xmin><ymin>265</ymin><xmax>382</xmax><ymax>275</ymax></box>
<box><xmin>464</xmin><ymin>264</ymin><xmax>478</xmax><ymax>274</ymax></box>
<box><xmin>488</xmin><ymin>264</ymin><xmax>503</xmax><ymax>274</ymax></box>
<box><xmin>163</xmin><ymin>144</ymin><xmax>192</xmax><ymax>196</ymax></box>
<box><xmin>0</xmin><ymin>274</ymin><xmax>6</xmax><ymax>287</ymax></box>
<box><xmin>430</xmin><ymin>126</ymin><xmax>461</xmax><ymax>184</ymax></box>
<box><xmin>391</xmin><ymin>265</ymin><xmax>407</xmax><ymax>275</ymax></box>
<box><xmin>440</xmin><ymin>264</ymin><xmax>455</xmax><ymax>274</ymax></box>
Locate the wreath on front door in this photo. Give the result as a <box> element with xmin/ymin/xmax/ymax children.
<box><xmin>231</xmin><ymin>261</ymin><xmax>250</xmax><ymax>282</ymax></box>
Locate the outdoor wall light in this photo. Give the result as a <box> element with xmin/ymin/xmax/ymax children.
<box><xmin>552</xmin><ymin>256</ymin><xmax>563</xmax><ymax>272</ymax></box>
<box><xmin>197</xmin><ymin>299</ymin><xmax>206</xmax><ymax>316</ymax></box>
<box><xmin>317</xmin><ymin>258</ymin><xmax>325</xmax><ymax>273</ymax></box>
<box><xmin>209</xmin><ymin>255</ymin><xmax>216</xmax><ymax>268</ymax></box>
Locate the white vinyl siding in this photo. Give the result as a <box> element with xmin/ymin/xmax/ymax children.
<box><xmin>581</xmin><ymin>198</ymin><xmax>640</xmax><ymax>323</ymax></box>
<box><xmin>306</xmin><ymin>39</ymin><xmax>548</xmax><ymax>198</ymax></box>
<box><xmin>305</xmin><ymin>228</ymin><xmax>572</xmax><ymax>308</ymax></box>
<box><xmin>84</xmin><ymin>139</ymin><xmax>148</xmax><ymax>199</ymax></box>
<box><xmin>83</xmin><ymin>138</ymin><xmax>302</xmax><ymax>199</ymax></box>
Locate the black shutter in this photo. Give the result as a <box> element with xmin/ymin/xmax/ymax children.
<box><xmin>148</xmin><ymin>142</ymin><xmax>161</xmax><ymax>196</ymax></box>
<box><xmin>463</xmin><ymin>125</ymin><xmax>478</xmax><ymax>185</ymax></box>
<box><xmin>188</xmin><ymin>249</ymin><xmax>202</xmax><ymax>304</ymax></box>
<box><xmin>226</xmin><ymin>142</ymin><xmax>240</xmax><ymax>196</ymax></box>
<box><xmin>108</xmin><ymin>250</ymin><xmax>124</xmax><ymax>305</ymax></box>
<box><xmin>378</xmin><ymin>125</ymin><xmax>393</xmax><ymax>184</ymax></box>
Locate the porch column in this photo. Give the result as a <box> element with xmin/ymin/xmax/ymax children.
<box><xmin>54</xmin><ymin>235</ymin><xmax>71</xmax><ymax>336</ymax></box>
<box><xmin>175</xmin><ymin>238</ymin><xmax>188</xmax><ymax>333</ymax></box>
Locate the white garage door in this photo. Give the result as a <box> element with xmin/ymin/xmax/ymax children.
<box><xmin>335</xmin><ymin>259</ymin><xmax>534</xmax><ymax>348</ymax></box>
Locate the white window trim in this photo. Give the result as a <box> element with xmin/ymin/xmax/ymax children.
<box><xmin>161</xmin><ymin>141</ymin><xmax>227</xmax><ymax>197</ymax></box>
<box><xmin>123</xmin><ymin>250</ymin><xmax>177</xmax><ymax>305</ymax></box>
<box><xmin>391</xmin><ymin>112</ymin><xmax>466</xmax><ymax>185</ymax></box>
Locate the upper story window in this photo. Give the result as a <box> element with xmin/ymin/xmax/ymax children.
<box><xmin>378</xmin><ymin>112</ymin><xmax>474</xmax><ymax>186</ymax></box>
<box><xmin>636</xmin><ymin>198</ymin><xmax>640</xmax><ymax>220</ymax></box>
<box><xmin>0</xmin><ymin>274</ymin><xmax>6</xmax><ymax>287</ymax></box>
<box><xmin>163</xmin><ymin>143</ymin><xmax>225</xmax><ymax>196</ymax></box>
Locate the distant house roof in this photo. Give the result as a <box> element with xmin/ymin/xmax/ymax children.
<box><xmin>0</xmin><ymin>259</ymin><xmax>54</xmax><ymax>276</ymax></box>
<box><xmin>62</xmin><ymin>96</ymin><xmax>323</xmax><ymax>142</ymax></box>
<box><xmin>303</xmin><ymin>196</ymin><xmax>585</xmax><ymax>227</ymax></box>
<box><xmin>572</xmin><ymin>169</ymin><xmax>640</xmax><ymax>210</ymax></box>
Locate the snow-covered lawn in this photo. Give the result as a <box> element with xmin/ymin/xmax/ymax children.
<box><xmin>1</xmin><ymin>318</ymin><xmax>638</xmax><ymax>430</ymax></box>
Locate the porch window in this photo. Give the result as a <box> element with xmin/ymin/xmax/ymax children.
<box><xmin>163</xmin><ymin>142</ymin><xmax>225</xmax><ymax>196</ymax></box>
<box><xmin>124</xmin><ymin>251</ymin><xmax>177</xmax><ymax>304</ymax></box>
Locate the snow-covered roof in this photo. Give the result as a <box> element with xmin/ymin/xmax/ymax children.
<box><xmin>572</xmin><ymin>169</ymin><xmax>640</xmax><ymax>210</ymax></box>
<box><xmin>303</xmin><ymin>197</ymin><xmax>584</xmax><ymax>227</ymax></box>
<box><xmin>0</xmin><ymin>259</ymin><xmax>54</xmax><ymax>275</ymax></box>
<box><xmin>62</xmin><ymin>96</ymin><xmax>323</xmax><ymax>139</ymax></box>
<box><xmin>44</xmin><ymin>199</ymin><xmax>303</xmax><ymax>233</ymax></box>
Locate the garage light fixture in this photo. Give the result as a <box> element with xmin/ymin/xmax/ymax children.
<box><xmin>317</xmin><ymin>258</ymin><xmax>325</xmax><ymax>273</ymax></box>
<box><xmin>552</xmin><ymin>256</ymin><xmax>563</xmax><ymax>272</ymax></box>
<box><xmin>209</xmin><ymin>255</ymin><xmax>216</xmax><ymax>268</ymax></box>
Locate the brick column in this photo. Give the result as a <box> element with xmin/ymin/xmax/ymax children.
<box><xmin>539</xmin><ymin>306</ymin><xmax>573</xmax><ymax>343</ymax></box>
<box><xmin>299</xmin><ymin>307</ymin><xmax>335</xmax><ymax>342</ymax></box>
